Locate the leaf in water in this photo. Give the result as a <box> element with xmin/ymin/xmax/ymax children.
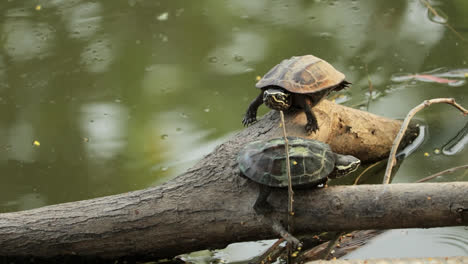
<box><xmin>157</xmin><ymin>12</ymin><xmax>169</xmax><ymax>21</ymax></box>
<box><xmin>390</xmin><ymin>73</ymin><xmax>414</xmax><ymax>82</ymax></box>
<box><xmin>447</xmin><ymin>79</ymin><xmax>466</xmax><ymax>87</ymax></box>
<box><xmin>427</xmin><ymin>7</ymin><xmax>448</xmax><ymax>24</ymax></box>
<box><xmin>433</xmin><ymin>68</ymin><xmax>468</xmax><ymax>78</ymax></box>
<box><xmin>391</xmin><ymin>72</ymin><xmax>465</xmax><ymax>86</ymax></box>
<box><xmin>412</xmin><ymin>74</ymin><xmax>457</xmax><ymax>84</ymax></box>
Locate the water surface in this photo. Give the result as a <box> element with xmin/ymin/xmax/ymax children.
<box><xmin>0</xmin><ymin>0</ymin><xmax>467</xmax><ymax>261</ymax></box>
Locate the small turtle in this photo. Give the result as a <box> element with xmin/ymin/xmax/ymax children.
<box><xmin>237</xmin><ymin>137</ymin><xmax>360</xmax><ymax>212</ymax></box>
<box><xmin>242</xmin><ymin>55</ymin><xmax>350</xmax><ymax>133</ymax></box>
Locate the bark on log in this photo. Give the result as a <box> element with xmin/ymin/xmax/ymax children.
<box><xmin>1</xmin><ymin>100</ymin><xmax>463</xmax><ymax>262</ymax></box>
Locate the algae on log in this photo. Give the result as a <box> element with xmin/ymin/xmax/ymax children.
<box><xmin>0</xmin><ymin>100</ymin><xmax>454</xmax><ymax>262</ymax></box>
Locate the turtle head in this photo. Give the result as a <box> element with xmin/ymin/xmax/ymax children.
<box><xmin>263</xmin><ymin>88</ymin><xmax>292</xmax><ymax>111</ymax></box>
<box><xmin>330</xmin><ymin>154</ymin><xmax>360</xmax><ymax>179</ymax></box>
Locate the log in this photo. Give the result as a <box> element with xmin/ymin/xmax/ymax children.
<box><xmin>2</xmin><ymin>100</ymin><xmax>463</xmax><ymax>262</ymax></box>
<box><xmin>0</xmin><ymin>182</ymin><xmax>466</xmax><ymax>261</ymax></box>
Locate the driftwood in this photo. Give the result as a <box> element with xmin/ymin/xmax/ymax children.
<box><xmin>0</xmin><ymin>100</ymin><xmax>466</xmax><ymax>261</ymax></box>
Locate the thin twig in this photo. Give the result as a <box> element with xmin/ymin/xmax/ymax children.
<box><xmin>279</xmin><ymin>110</ymin><xmax>294</xmax><ymax>263</ymax></box>
<box><xmin>365</xmin><ymin>64</ymin><xmax>374</xmax><ymax>111</ymax></box>
<box><xmin>322</xmin><ymin>232</ymin><xmax>345</xmax><ymax>260</ymax></box>
<box><xmin>280</xmin><ymin>111</ymin><xmax>294</xmax><ymax>218</ymax></box>
<box><xmin>353</xmin><ymin>161</ymin><xmax>382</xmax><ymax>185</ymax></box>
<box><xmin>279</xmin><ymin>111</ymin><xmax>294</xmax><ymax>217</ymax></box>
<box><xmin>383</xmin><ymin>98</ymin><xmax>468</xmax><ymax>184</ymax></box>
<box><xmin>417</xmin><ymin>164</ymin><xmax>468</xmax><ymax>183</ymax></box>
<box><xmin>250</xmin><ymin>238</ymin><xmax>285</xmax><ymax>264</ymax></box>
<box><xmin>420</xmin><ymin>0</ymin><xmax>467</xmax><ymax>42</ymax></box>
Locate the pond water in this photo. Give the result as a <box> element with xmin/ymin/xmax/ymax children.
<box><xmin>0</xmin><ymin>0</ymin><xmax>467</xmax><ymax>261</ymax></box>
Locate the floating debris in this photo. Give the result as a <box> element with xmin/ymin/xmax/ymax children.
<box><xmin>331</xmin><ymin>94</ymin><xmax>350</xmax><ymax>104</ymax></box>
<box><xmin>35</xmin><ymin>5</ymin><xmax>41</xmax><ymax>11</ymax></box>
<box><xmin>427</xmin><ymin>7</ymin><xmax>448</xmax><ymax>24</ymax></box>
<box><xmin>391</xmin><ymin>68</ymin><xmax>467</xmax><ymax>87</ymax></box>
<box><xmin>208</xmin><ymin>56</ymin><xmax>218</xmax><ymax>63</ymax></box>
<box><xmin>430</xmin><ymin>68</ymin><xmax>468</xmax><ymax>78</ymax></box>
<box><xmin>233</xmin><ymin>55</ymin><xmax>244</xmax><ymax>62</ymax></box>
<box><xmin>413</xmin><ymin>74</ymin><xmax>458</xmax><ymax>84</ymax></box>
<box><xmin>159</xmin><ymin>33</ymin><xmax>168</xmax><ymax>42</ymax></box>
<box><xmin>175</xmin><ymin>8</ymin><xmax>184</xmax><ymax>17</ymax></box>
<box><xmin>442</xmin><ymin>121</ymin><xmax>468</xmax><ymax>155</ymax></box>
<box><xmin>392</xmin><ymin>73</ymin><xmax>457</xmax><ymax>84</ymax></box>
<box><xmin>33</xmin><ymin>140</ymin><xmax>40</xmax><ymax>147</ymax></box>
<box><xmin>157</xmin><ymin>12</ymin><xmax>169</xmax><ymax>21</ymax></box>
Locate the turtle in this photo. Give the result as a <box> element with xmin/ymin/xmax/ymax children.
<box><xmin>242</xmin><ymin>55</ymin><xmax>350</xmax><ymax>134</ymax></box>
<box><xmin>237</xmin><ymin>137</ymin><xmax>360</xmax><ymax>213</ymax></box>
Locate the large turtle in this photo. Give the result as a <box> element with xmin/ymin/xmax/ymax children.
<box><xmin>242</xmin><ymin>55</ymin><xmax>350</xmax><ymax>133</ymax></box>
<box><xmin>237</xmin><ymin>137</ymin><xmax>360</xmax><ymax>212</ymax></box>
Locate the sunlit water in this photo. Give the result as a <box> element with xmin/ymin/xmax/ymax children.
<box><xmin>0</xmin><ymin>0</ymin><xmax>467</xmax><ymax>261</ymax></box>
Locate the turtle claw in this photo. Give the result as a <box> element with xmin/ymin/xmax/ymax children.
<box><xmin>271</xmin><ymin>219</ymin><xmax>303</xmax><ymax>251</ymax></box>
<box><xmin>242</xmin><ymin>115</ymin><xmax>257</xmax><ymax>127</ymax></box>
<box><xmin>285</xmin><ymin>234</ymin><xmax>303</xmax><ymax>251</ymax></box>
<box><xmin>305</xmin><ymin>122</ymin><xmax>319</xmax><ymax>134</ymax></box>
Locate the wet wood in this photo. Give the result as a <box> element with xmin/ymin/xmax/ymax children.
<box><xmin>1</xmin><ymin>100</ymin><xmax>465</xmax><ymax>262</ymax></box>
<box><xmin>298</xmin><ymin>230</ymin><xmax>386</xmax><ymax>262</ymax></box>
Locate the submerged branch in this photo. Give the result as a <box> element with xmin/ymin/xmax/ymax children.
<box><xmin>383</xmin><ymin>98</ymin><xmax>468</xmax><ymax>184</ymax></box>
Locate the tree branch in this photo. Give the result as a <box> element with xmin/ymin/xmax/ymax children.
<box><xmin>1</xmin><ymin>100</ymin><xmax>446</xmax><ymax>262</ymax></box>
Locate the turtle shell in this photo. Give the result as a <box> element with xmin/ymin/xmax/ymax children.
<box><xmin>238</xmin><ymin>137</ymin><xmax>335</xmax><ymax>187</ymax></box>
<box><xmin>255</xmin><ymin>55</ymin><xmax>345</xmax><ymax>94</ymax></box>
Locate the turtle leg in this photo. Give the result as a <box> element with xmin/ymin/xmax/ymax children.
<box><xmin>242</xmin><ymin>91</ymin><xmax>264</xmax><ymax>126</ymax></box>
<box><xmin>296</xmin><ymin>96</ymin><xmax>319</xmax><ymax>134</ymax></box>
<box><xmin>254</xmin><ymin>185</ymin><xmax>303</xmax><ymax>250</ymax></box>
<box><xmin>271</xmin><ymin>219</ymin><xmax>302</xmax><ymax>250</ymax></box>
<box><xmin>253</xmin><ymin>185</ymin><xmax>273</xmax><ymax>214</ymax></box>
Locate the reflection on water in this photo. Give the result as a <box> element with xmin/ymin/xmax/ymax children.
<box><xmin>206</xmin><ymin>31</ymin><xmax>267</xmax><ymax>75</ymax></box>
<box><xmin>80</xmin><ymin>103</ymin><xmax>127</xmax><ymax>160</ymax></box>
<box><xmin>442</xmin><ymin>121</ymin><xmax>468</xmax><ymax>156</ymax></box>
<box><xmin>59</xmin><ymin>2</ymin><xmax>103</xmax><ymax>39</ymax></box>
<box><xmin>345</xmin><ymin>227</ymin><xmax>468</xmax><ymax>259</ymax></box>
<box><xmin>180</xmin><ymin>240</ymin><xmax>277</xmax><ymax>264</ymax></box>
<box><xmin>3</xmin><ymin>20</ymin><xmax>55</xmax><ymax>62</ymax></box>
<box><xmin>0</xmin><ymin>0</ymin><xmax>467</xmax><ymax>261</ymax></box>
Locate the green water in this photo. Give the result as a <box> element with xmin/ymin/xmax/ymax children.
<box><xmin>0</xmin><ymin>0</ymin><xmax>467</xmax><ymax>260</ymax></box>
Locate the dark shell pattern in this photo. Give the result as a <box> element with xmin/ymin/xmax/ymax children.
<box><xmin>238</xmin><ymin>137</ymin><xmax>335</xmax><ymax>187</ymax></box>
<box><xmin>255</xmin><ymin>55</ymin><xmax>345</xmax><ymax>94</ymax></box>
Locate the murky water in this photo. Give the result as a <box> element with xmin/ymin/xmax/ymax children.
<box><xmin>0</xmin><ymin>0</ymin><xmax>467</xmax><ymax>261</ymax></box>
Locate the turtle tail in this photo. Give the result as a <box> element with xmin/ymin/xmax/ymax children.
<box><xmin>333</xmin><ymin>80</ymin><xmax>351</xmax><ymax>92</ymax></box>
